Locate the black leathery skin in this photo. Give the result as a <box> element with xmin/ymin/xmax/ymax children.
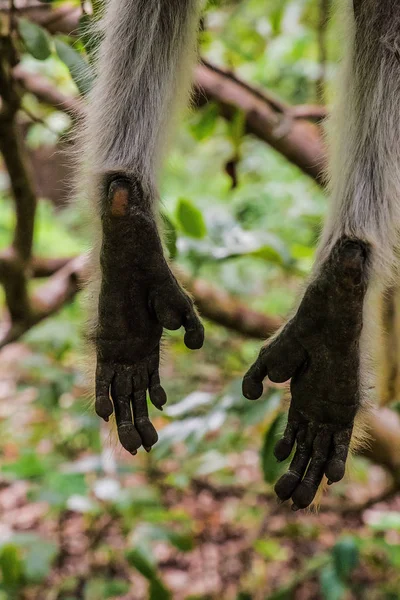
<box><xmin>95</xmin><ymin>173</ymin><xmax>205</xmax><ymax>454</ymax></box>
<box><xmin>242</xmin><ymin>237</ymin><xmax>370</xmax><ymax>509</ymax></box>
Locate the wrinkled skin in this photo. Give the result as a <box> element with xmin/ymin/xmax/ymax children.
<box><xmin>243</xmin><ymin>238</ymin><xmax>370</xmax><ymax>510</ymax></box>
<box><xmin>95</xmin><ymin>174</ymin><xmax>204</xmax><ymax>454</ymax></box>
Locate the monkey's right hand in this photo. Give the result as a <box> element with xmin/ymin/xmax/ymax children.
<box><xmin>243</xmin><ymin>237</ymin><xmax>370</xmax><ymax>509</ymax></box>
<box><xmin>94</xmin><ymin>175</ymin><xmax>204</xmax><ymax>454</ymax></box>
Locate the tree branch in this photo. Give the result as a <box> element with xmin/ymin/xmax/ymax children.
<box><xmin>9</xmin><ymin>5</ymin><xmax>328</xmax><ymax>185</ymax></box>
<box><xmin>13</xmin><ymin>65</ymin><xmax>83</xmax><ymax>121</ymax></box>
<box><xmin>0</xmin><ymin>255</ymin><xmax>85</xmax><ymax>348</ymax></box>
<box><xmin>0</xmin><ymin>34</ymin><xmax>35</xmax><ymax>322</ymax></box>
<box><xmin>194</xmin><ymin>62</ymin><xmax>327</xmax><ymax>184</ymax></box>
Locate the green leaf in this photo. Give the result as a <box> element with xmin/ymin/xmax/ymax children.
<box><xmin>18</xmin><ymin>18</ymin><xmax>51</xmax><ymax>60</ymax></box>
<box><xmin>2</xmin><ymin>450</ymin><xmax>48</xmax><ymax>480</ymax></box>
<box><xmin>161</xmin><ymin>213</ymin><xmax>178</xmax><ymax>259</ymax></box>
<box><xmin>126</xmin><ymin>546</ymin><xmax>157</xmax><ymax>581</ymax></box>
<box><xmin>126</xmin><ymin>545</ymin><xmax>171</xmax><ymax>599</ymax></box>
<box><xmin>38</xmin><ymin>472</ymin><xmax>88</xmax><ymax>507</ymax></box>
<box><xmin>24</xmin><ymin>540</ymin><xmax>57</xmax><ymax>583</ymax></box>
<box><xmin>55</xmin><ymin>38</ymin><xmax>94</xmax><ymax>95</ymax></box>
<box><xmin>0</xmin><ymin>545</ymin><xmax>23</xmax><ymax>588</ymax></box>
<box><xmin>320</xmin><ymin>565</ymin><xmax>347</xmax><ymax>600</ymax></box>
<box><xmin>190</xmin><ymin>103</ymin><xmax>219</xmax><ymax>141</ymax></box>
<box><xmin>149</xmin><ymin>579</ymin><xmax>172</xmax><ymax>600</ymax></box>
<box><xmin>260</xmin><ymin>412</ymin><xmax>287</xmax><ymax>484</ymax></box>
<box><xmin>176</xmin><ymin>198</ymin><xmax>206</xmax><ymax>239</ymax></box>
<box><xmin>332</xmin><ymin>537</ymin><xmax>359</xmax><ymax>581</ymax></box>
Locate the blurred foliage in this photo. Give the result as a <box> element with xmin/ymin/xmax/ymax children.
<box><xmin>0</xmin><ymin>0</ymin><xmax>399</xmax><ymax>598</ymax></box>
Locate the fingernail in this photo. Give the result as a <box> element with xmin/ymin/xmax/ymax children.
<box><xmin>291</xmin><ymin>504</ymin><xmax>300</xmax><ymax>512</ymax></box>
<box><xmin>328</xmin><ymin>480</ymin><xmax>333</xmax><ymax>486</ymax></box>
<box><xmin>144</xmin><ymin>447</ymin><xmax>152</xmax><ymax>453</ymax></box>
<box><xmin>104</xmin><ymin>416</ymin><xmax>109</xmax><ymax>423</ymax></box>
<box><xmin>130</xmin><ymin>450</ymin><xmax>137</xmax><ymax>456</ymax></box>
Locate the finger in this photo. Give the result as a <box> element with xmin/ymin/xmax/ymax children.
<box><xmin>274</xmin><ymin>426</ymin><xmax>314</xmax><ymax>502</ymax></box>
<box><xmin>291</xmin><ymin>431</ymin><xmax>331</xmax><ymax>509</ymax></box>
<box><xmin>325</xmin><ymin>428</ymin><xmax>352</xmax><ymax>484</ymax></box>
<box><xmin>111</xmin><ymin>371</ymin><xmax>141</xmax><ymax>454</ymax></box>
<box><xmin>95</xmin><ymin>362</ymin><xmax>114</xmax><ymax>421</ymax></box>
<box><xmin>242</xmin><ymin>347</ymin><xmax>269</xmax><ymax>400</ymax></box>
<box><xmin>147</xmin><ymin>348</ymin><xmax>167</xmax><ymax>410</ymax></box>
<box><xmin>182</xmin><ymin>309</ymin><xmax>205</xmax><ymax>350</ymax></box>
<box><xmin>274</xmin><ymin>421</ymin><xmax>298</xmax><ymax>462</ymax></box>
<box><xmin>132</xmin><ymin>368</ymin><xmax>158</xmax><ymax>451</ymax></box>
<box><xmin>150</xmin><ymin>284</ymin><xmax>183</xmax><ymax>330</ymax></box>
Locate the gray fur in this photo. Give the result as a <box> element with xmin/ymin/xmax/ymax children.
<box><xmin>83</xmin><ymin>0</ymin><xmax>201</xmax><ymax>200</ymax></box>
<box><xmin>320</xmin><ymin>0</ymin><xmax>400</xmax><ymax>281</ymax></box>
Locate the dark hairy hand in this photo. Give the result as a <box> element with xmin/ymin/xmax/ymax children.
<box><xmin>94</xmin><ymin>175</ymin><xmax>204</xmax><ymax>454</ymax></box>
<box><xmin>243</xmin><ymin>237</ymin><xmax>370</xmax><ymax>510</ymax></box>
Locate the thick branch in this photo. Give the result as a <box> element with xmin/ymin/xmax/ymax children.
<box><xmin>10</xmin><ymin>5</ymin><xmax>328</xmax><ymax>185</ymax></box>
<box><xmin>0</xmin><ymin>35</ymin><xmax>35</xmax><ymax>321</ymax></box>
<box><xmin>194</xmin><ymin>63</ymin><xmax>327</xmax><ymax>184</ymax></box>
<box><xmin>13</xmin><ymin>65</ymin><xmax>82</xmax><ymax>120</ymax></box>
<box><xmin>26</xmin><ymin>256</ymin><xmax>282</xmax><ymax>340</ymax></box>
<box><xmin>179</xmin><ymin>271</ymin><xmax>282</xmax><ymax>339</ymax></box>
<box><xmin>0</xmin><ymin>255</ymin><xmax>85</xmax><ymax>348</ymax></box>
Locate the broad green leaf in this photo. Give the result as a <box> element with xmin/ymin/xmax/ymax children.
<box><xmin>18</xmin><ymin>18</ymin><xmax>51</xmax><ymax>60</ymax></box>
<box><xmin>126</xmin><ymin>546</ymin><xmax>157</xmax><ymax>581</ymax></box>
<box><xmin>55</xmin><ymin>38</ymin><xmax>94</xmax><ymax>95</ymax></box>
<box><xmin>332</xmin><ymin>537</ymin><xmax>359</xmax><ymax>581</ymax></box>
<box><xmin>149</xmin><ymin>578</ymin><xmax>172</xmax><ymax>600</ymax></box>
<box><xmin>176</xmin><ymin>198</ymin><xmax>206</xmax><ymax>239</ymax></box>
<box><xmin>24</xmin><ymin>540</ymin><xmax>58</xmax><ymax>583</ymax></box>
<box><xmin>39</xmin><ymin>472</ymin><xmax>87</xmax><ymax>507</ymax></box>
<box><xmin>0</xmin><ymin>545</ymin><xmax>23</xmax><ymax>588</ymax></box>
<box><xmin>320</xmin><ymin>565</ymin><xmax>347</xmax><ymax>600</ymax></box>
<box><xmin>190</xmin><ymin>103</ymin><xmax>219</xmax><ymax>141</ymax></box>
<box><xmin>161</xmin><ymin>212</ymin><xmax>178</xmax><ymax>259</ymax></box>
<box><xmin>260</xmin><ymin>411</ymin><xmax>287</xmax><ymax>484</ymax></box>
<box><xmin>2</xmin><ymin>450</ymin><xmax>48</xmax><ymax>479</ymax></box>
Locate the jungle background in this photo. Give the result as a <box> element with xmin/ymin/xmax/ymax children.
<box><xmin>1</xmin><ymin>0</ymin><xmax>400</xmax><ymax>598</ymax></box>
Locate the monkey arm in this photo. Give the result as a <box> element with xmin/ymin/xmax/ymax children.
<box><xmin>94</xmin><ymin>175</ymin><xmax>204</xmax><ymax>454</ymax></box>
<box><xmin>243</xmin><ymin>238</ymin><xmax>370</xmax><ymax>509</ymax></box>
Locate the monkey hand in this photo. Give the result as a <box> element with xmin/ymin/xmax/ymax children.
<box><xmin>94</xmin><ymin>175</ymin><xmax>204</xmax><ymax>454</ymax></box>
<box><xmin>242</xmin><ymin>237</ymin><xmax>370</xmax><ymax>509</ymax></box>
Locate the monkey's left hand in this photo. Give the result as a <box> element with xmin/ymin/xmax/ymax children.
<box><xmin>94</xmin><ymin>175</ymin><xmax>204</xmax><ymax>454</ymax></box>
<box><xmin>243</xmin><ymin>238</ymin><xmax>370</xmax><ymax>510</ymax></box>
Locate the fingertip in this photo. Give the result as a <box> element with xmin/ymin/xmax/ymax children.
<box><xmin>292</xmin><ymin>484</ymin><xmax>317</xmax><ymax>510</ymax></box>
<box><xmin>150</xmin><ymin>385</ymin><xmax>167</xmax><ymax>410</ymax></box>
<box><xmin>95</xmin><ymin>396</ymin><xmax>113</xmax><ymax>421</ymax></box>
<box><xmin>274</xmin><ymin>472</ymin><xmax>299</xmax><ymax>502</ymax></box>
<box><xmin>117</xmin><ymin>423</ymin><xmax>142</xmax><ymax>454</ymax></box>
<box><xmin>184</xmin><ymin>326</ymin><xmax>205</xmax><ymax>350</ymax></box>
<box><xmin>274</xmin><ymin>438</ymin><xmax>294</xmax><ymax>462</ymax></box>
<box><xmin>325</xmin><ymin>459</ymin><xmax>346</xmax><ymax>484</ymax></box>
<box><xmin>135</xmin><ymin>417</ymin><xmax>158</xmax><ymax>449</ymax></box>
<box><xmin>242</xmin><ymin>377</ymin><xmax>263</xmax><ymax>400</ymax></box>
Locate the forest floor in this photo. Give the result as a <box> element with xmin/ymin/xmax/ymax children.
<box><xmin>0</xmin><ymin>340</ymin><xmax>399</xmax><ymax>600</ymax></box>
